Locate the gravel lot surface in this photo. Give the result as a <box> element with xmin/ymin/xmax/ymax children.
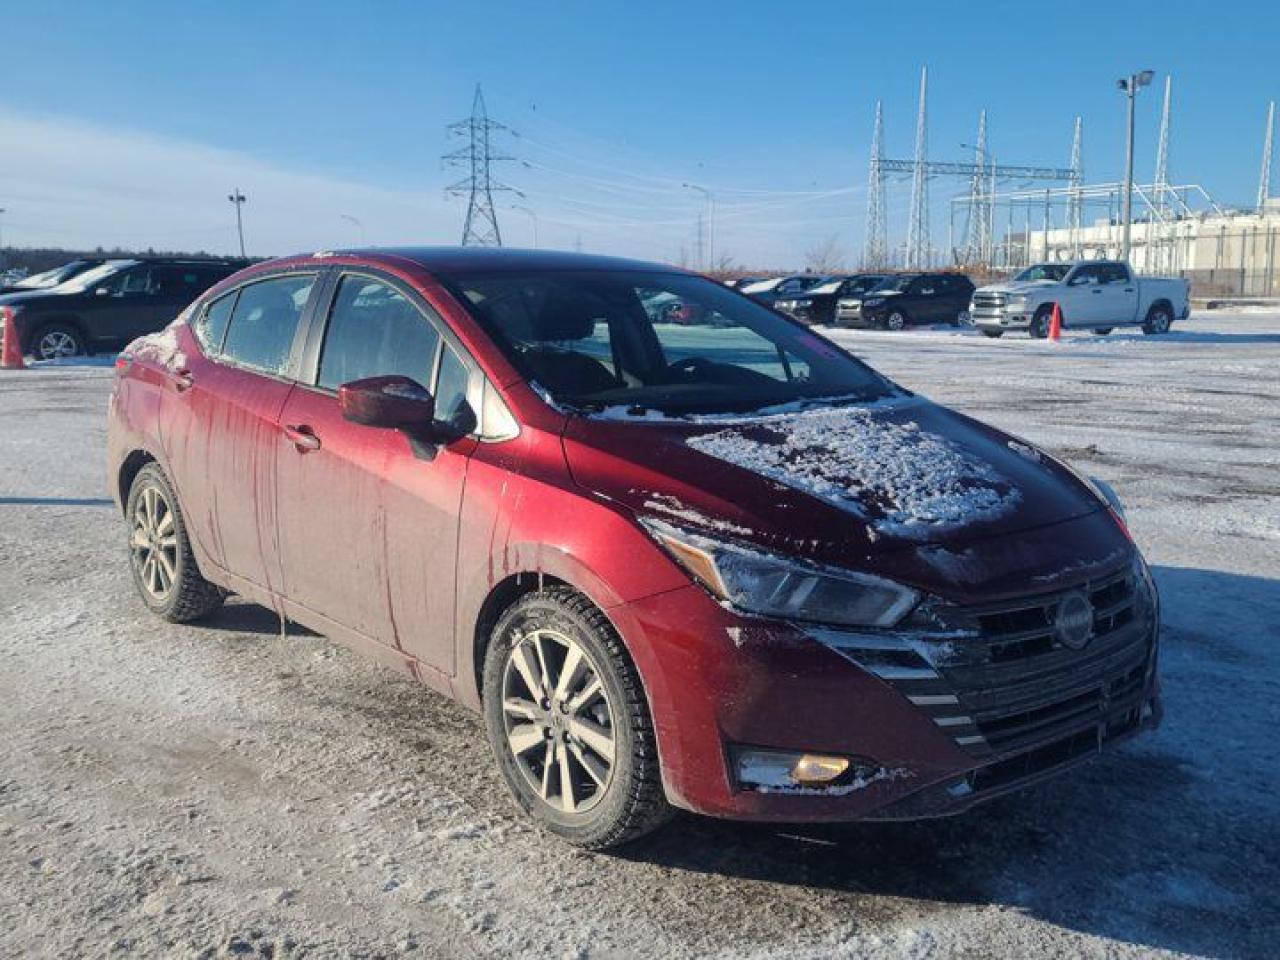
<box><xmin>1</xmin><ymin>311</ymin><xmax>1277</xmax><ymax>959</ymax></box>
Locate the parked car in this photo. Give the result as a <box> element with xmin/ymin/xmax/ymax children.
<box><xmin>108</xmin><ymin>247</ymin><xmax>1160</xmax><ymax>849</ymax></box>
<box><xmin>836</xmin><ymin>273</ymin><xmax>975</xmax><ymax>330</ymax></box>
<box><xmin>722</xmin><ymin>277</ymin><xmax>763</xmax><ymax>289</ymax></box>
<box><xmin>970</xmin><ymin>260</ymin><xmax>1191</xmax><ymax>338</ymax></box>
<box><xmin>739</xmin><ymin>274</ymin><xmax>822</xmax><ymax>307</ymax></box>
<box><xmin>1</xmin><ymin>258</ymin><xmax>244</xmax><ymax>360</ymax></box>
<box><xmin>774</xmin><ymin>274</ymin><xmax>887</xmax><ymax>326</ymax></box>
<box><xmin>0</xmin><ymin>258</ymin><xmax>105</xmax><ymax>295</ymax></box>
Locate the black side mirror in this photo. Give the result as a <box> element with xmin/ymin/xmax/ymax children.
<box><xmin>339</xmin><ymin>375</ymin><xmax>435</xmax><ymax>429</ymax></box>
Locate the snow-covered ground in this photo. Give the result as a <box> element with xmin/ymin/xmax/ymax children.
<box><xmin>1</xmin><ymin>310</ymin><xmax>1277</xmax><ymax>959</ymax></box>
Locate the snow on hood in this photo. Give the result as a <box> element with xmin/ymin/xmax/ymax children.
<box><xmin>684</xmin><ymin>405</ymin><xmax>1021</xmax><ymax>537</ymax></box>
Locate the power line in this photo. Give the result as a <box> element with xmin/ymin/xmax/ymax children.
<box><xmin>443</xmin><ymin>84</ymin><xmax>516</xmax><ymax>246</ymax></box>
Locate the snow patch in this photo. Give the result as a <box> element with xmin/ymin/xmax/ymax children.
<box><xmin>686</xmin><ymin>406</ymin><xmax>1020</xmax><ymax>536</ymax></box>
<box><xmin>639</xmin><ymin>492</ymin><xmax>754</xmax><ymax>536</ymax></box>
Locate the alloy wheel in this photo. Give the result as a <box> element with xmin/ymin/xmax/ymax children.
<box><xmin>130</xmin><ymin>485</ymin><xmax>178</xmax><ymax>600</ymax></box>
<box><xmin>38</xmin><ymin>330</ymin><xmax>80</xmax><ymax>360</ymax></box>
<box><xmin>1151</xmin><ymin>309</ymin><xmax>1171</xmax><ymax>333</ymax></box>
<box><xmin>501</xmin><ymin>628</ymin><xmax>617</xmax><ymax>814</ymax></box>
<box><xmin>886</xmin><ymin>311</ymin><xmax>906</xmax><ymax>331</ymax></box>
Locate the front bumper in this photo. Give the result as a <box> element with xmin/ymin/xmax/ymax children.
<box><xmin>971</xmin><ymin>304</ymin><xmax>1031</xmax><ymax>330</ymax></box>
<box><xmin>612</xmin><ymin>562</ymin><xmax>1160</xmax><ymax>822</ymax></box>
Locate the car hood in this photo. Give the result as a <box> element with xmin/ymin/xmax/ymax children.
<box><xmin>978</xmin><ymin>280</ymin><xmax>1059</xmax><ymax>296</ymax></box>
<box><xmin>562</xmin><ymin>395</ymin><xmax>1120</xmax><ymax>600</ymax></box>
<box><xmin>0</xmin><ymin>287</ymin><xmax>74</xmax><ymax>306</ymax></box>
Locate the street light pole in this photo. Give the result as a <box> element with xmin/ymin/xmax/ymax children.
<box><xmin>339</xmin><ymin>214</ymin><xmax>366</xmax><ymax>246</ymax></box>
<box><xmin>682</xmin><ymin>183</ymin><xmax>713</xmax><ymax>271</ymax></box>
<box><xmin>510</xmin><ymin>205</ymin><xmax>539</xmax><ymax>248</ymax></box>
<box><xmin>1118</xmin><ymin>70</ymin><xmax>1155</xmax><ymax>262</ymax></box>
<box><xmin>227</xmin><ymin>189</ymin><xmax>247</xmax><ymax>258</ymax></box>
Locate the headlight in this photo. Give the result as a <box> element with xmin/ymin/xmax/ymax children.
<box><xmin>1006</xmin><ymin>297</ymin><xmax>1030</xmax><ymax>311</ymax></box>
<box><xmin>642</xmin><ymin>521</ymin><xmax>918</xmax><ymax>628</ymax></box>
<box><xmin>793</xmin><ymin>298</ymin><xmax>812</xmax><ymax>308</ymax></box>
<box><xmin>863</xmin><ymin>297</ymin><xmax>885</xmax><ymax>307</ymax></box>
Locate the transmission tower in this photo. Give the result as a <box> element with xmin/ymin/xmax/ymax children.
<box><xmin>864</xmin><ymin>100</ymin><xmax>888</xmax><ymax>268</ymax></box>
<box><xmin>444</xmin><ymin>84</ymin><xmax>516</xmax><ymax>246</ymax></box>
<box><xmin>1259</xmin><ymin>101</ymin><xmax>1275</xmax><ymax>211</ymax></box>
<box><xmin>905</xmin><ymin>67</ymin><xmax>930</xmax><ymax>268</ymax></box>
<box><xmin>1153</xmin><ymin>76</ymin><xmax>1172</xmax><ymax>215</ymax></box>
<box><xmin>1068</xmin><ymin>117</ymin><xmax>1084</xmax><ymax>257</ymax></box>
<box><xmin>961</xmin><ymin>110</ymin><xmax>988</xmax><ymax>264</ymax></box>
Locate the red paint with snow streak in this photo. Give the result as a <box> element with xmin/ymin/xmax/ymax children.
<box><xmin>107</xmin><ymin>247</ymin><xmax>1160</xmax><ymax>825</ymax></box>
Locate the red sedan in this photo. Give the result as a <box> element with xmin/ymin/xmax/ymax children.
<box><xmin>107</xmin><ymin>248</ymin><xmax>1160</xmax><ymax>848</ymax></box>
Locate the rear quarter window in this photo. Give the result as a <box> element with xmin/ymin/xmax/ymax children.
<box><xmin>194</xmin><ymin>291</ymin><xmax>237</xmax><ymax>355</ymax></box>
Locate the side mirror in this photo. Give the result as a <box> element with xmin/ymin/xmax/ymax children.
<box><xmin>338</xmin><ymin>375</ymin><xmax>435</xmax><ymax>430</ymax></box>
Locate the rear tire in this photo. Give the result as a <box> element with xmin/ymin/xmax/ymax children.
<box><xmin>483</xmin><ymin>586</ymin><xmax>671</xmax><ymax>850</ymax></box>
<box><xmin>31</xmin><ymin>322</ymin><xmax>86</xmax><ymax>361</ymax></box>
<box><xmin>883</xmin><ymin>310</ymin><xmax>908</xmax><ymax>331</ymax></box>
<box><xmin>126</xmin><ymin>463</ymin><xmax>226</xmax><ymax>622</ymax></box>
<box><xmin>1092</xmin><ymin>328</ymin><xmax>1114</xmax><ymax>336</ymax></box>
<box><xmin>1142</xmin><ymin>303</ymin><xmax>1173</xmax><ymax>335</ymax></box>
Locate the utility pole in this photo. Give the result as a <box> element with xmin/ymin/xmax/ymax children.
<box><xmin>227</xmin><ymin>189</ymin><xmax>247</xmax><ymax>258</ymax></box>
<box><xmin>1117</xmin><ymin>70</ymin><xmax>1155</xmax><ymax>262</ymax></box>
<box><xmin>683</xmin><ymin>183</ymin><xmax>713</xmax><ymax>270</ymax></box>
<box><xmin>444</xmin><ymin>84</ymin><xmax>516</xmax><ymax>246</ymax></box>
<box><xmin>864</xmin><ymin>100</ymin><xmax>887</xmax><ymax>269</ymax></box>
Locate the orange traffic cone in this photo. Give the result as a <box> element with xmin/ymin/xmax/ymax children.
<box><xmin>0</xmin><ymin>307</ymin><xmax>26</xmax><ymax>370</ymax></box>
<box><xmin>1048</xmin><ymin>302</ymin><xmax>1063</xmax><ymax>343</ymax></box>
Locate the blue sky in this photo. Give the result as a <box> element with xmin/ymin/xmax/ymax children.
<box><xmin>1</xmin><ymin>0</ymin><xmax>1275</xmax><ymax>266</ymax></box>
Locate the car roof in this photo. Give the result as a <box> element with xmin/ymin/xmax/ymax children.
<box><xmin>269</xmin><ymin>246</ymin><xmax>686</xmax><ymax>276</ymax></box>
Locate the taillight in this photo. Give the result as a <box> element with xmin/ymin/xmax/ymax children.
<box><xmin>1109</xmin><ymin>507</ymin><xmax>1134</xmax><ymax>542</ymax></box>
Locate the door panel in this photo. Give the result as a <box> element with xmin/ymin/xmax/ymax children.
<box><xmin>274</xmin><ymin>272</ymin><xmax>477</xmax><ymax>674</ymax></box>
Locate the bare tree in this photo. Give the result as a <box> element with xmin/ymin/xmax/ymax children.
<box><xmin>804</xmin><ymin>234</ymin><xmax>846</xmax><ymax>274</ymax></box>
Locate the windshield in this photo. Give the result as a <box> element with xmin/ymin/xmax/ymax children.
<box><xmin>869</xmin><ymin>275</ymin><xmax>915</xmax><ymax>294</ymax></box>
<box><xmin>808</xmin><ymin>279</ymin><xmax>843</xmax><ymax>295</ymax></box>
<box><xmin>1014</xmin><ymin>263</ymin><xmax>1071</xmax><ymax>282</ymax></box>
<box><xmin>440</xmin><ymin>270</ymin><xmax>899</xmax><ymax>416</ymax></box>
<box><xmin>57</xmin><ymin>261</ymin><xmax>136</xmax><ymax>292</ymax></box>
<box><xmin>740</xmin><ymin>277</ymin><xmax>783</xmax><ymax>294</ymax></box>
<box><xmin>14</xmin><ymin>265</ymin><xmax>72</xmax><ymax>288</ymax></box>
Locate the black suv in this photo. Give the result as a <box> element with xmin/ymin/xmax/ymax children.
<box><xmin>1</xmin><ymin>258</ymin><xmax>245</xmax><ymax>360</ymax></box>
<box><xmin>835</xmin><ymin>273</ymin><xmax>975</xmax><ymax>330</ymax></box>
<box><xmin>774</xmin><ymin>274</ymin><xmax>887</xmax><ymax>325</ymax></box>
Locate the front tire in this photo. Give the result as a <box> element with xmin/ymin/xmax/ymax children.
<box><xmin>883</xmin><ymin>310</ymin><xmax>908</xmax><ymax>331</ymax></box>
<box><xmin>981</xmin><ymin>329</ymin><xmax>1004</xmax><ymax>338</ymax></box>
<box><xmin>32</xmin><ymin>322</ymin><xmax>86</xmax><ymax>361</ymax></box>
<box><xmin>1092</xmin><ymin>328</ymin><xmax>1114</xmax><ymax>336</ymax></box>
<box><xmin>126</xmin><ymin>463</ymin><xmax>226</xmax><ymax>622</ymax></box>
<box><xmin>1029</xmin><ymin>306</ymin><xmax>1054</xmax><ymax>339</ymax></box>
<box><xmin>483</xmin><ymin>587</ymin><xmax>671</xmax><ymax>849</ymax></box>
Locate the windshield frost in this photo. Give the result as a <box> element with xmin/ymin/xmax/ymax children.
<box><xmin>440</xmin><ymin>270</ymin><xmax>898</xmax><ymax>416</ymax></box>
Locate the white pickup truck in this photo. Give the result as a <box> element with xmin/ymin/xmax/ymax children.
<box><xmin>970</xmin><ymin>260</ymin><xmax>1190</xmax><ymax>338</ymax></box>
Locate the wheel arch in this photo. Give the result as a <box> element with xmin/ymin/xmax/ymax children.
<box><xmin>116</xmin><ymin>449</ymin><xmax>157</xmax><ymax>515</ymax></box>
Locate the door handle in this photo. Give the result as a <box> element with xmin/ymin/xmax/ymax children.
<box><xmin>1091</xmin><ymin>289</ymin><xmax>1102</xmax><ymax>294</ymax></box>
<box><xmin>168</xmin><ymin>368</ymin><xmax>194</xmax><ymax>392</ymax></box>
<box><xmin>283</xmin><ymin>424</ymin><xmax>321</xmax><ymax>453</ymax></box>
<box><xmin>1124</xmin><ymin>288</ymin><xmax>1134</xmax><ymax>292</ymax></box>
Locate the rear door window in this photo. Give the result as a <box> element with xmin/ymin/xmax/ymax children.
<box><xmin>221</xmin><ymin>274</ymin><xmax>316</xmax><ymax>376</ymax></box>
<box><xmin>316</xmin><ymin>275</ymin><xmax>442</xmax><ymax>391</ymax></box>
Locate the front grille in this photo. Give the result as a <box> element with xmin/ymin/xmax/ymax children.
<box><xmin>972</xmin><ymin>292</ymin><xmax>1007</xmax><ymax>309</ymax></box>
<box><xmin>888</xmin><ymin>565</ymin><xmax>1154</xmax><ymax>759</ymax></box>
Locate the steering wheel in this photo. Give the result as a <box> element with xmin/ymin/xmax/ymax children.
<box><xmin>670</xmin><ymin>356</ymin><xmax>715</xmax><ymax>377</ymax></box>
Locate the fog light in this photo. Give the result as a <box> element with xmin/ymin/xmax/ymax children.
<box><xmin>736</xmin><ymin>748</ymin><xmax>850</xmax><ymax>790</ymax></box>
